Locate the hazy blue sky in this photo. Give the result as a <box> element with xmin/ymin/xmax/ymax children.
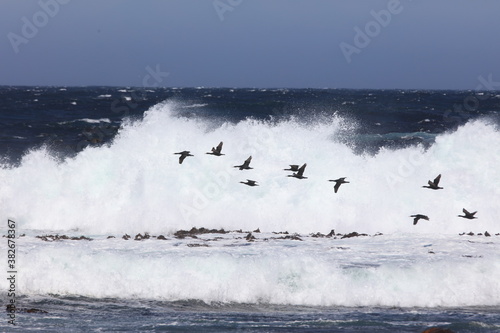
<box><xmin>1</xmin><ymin>0</ymin><xmax>500</xmax><ymax>89</ymax></box>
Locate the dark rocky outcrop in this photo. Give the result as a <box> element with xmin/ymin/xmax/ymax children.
<box><xmin>326</xmin><ymin>229</ymin><xmax>336</xmax><ymax>237</ymax></box>
<box><xmin>36</xmin><ymin>234</ymin><xmax>91</xmax><ymax>242</ymax></box>
<box><xmin>341</xmin><ymin>232</ymin><xmax>368</xmax><ymax>239</ymax></box>
<box><xmin>174</xmin><ymin>227</ymin><xmax>227</xmax><ymax>239</ymax></box>
<box><xmin>134</xmin><ymin>233</ymin><xmax>151</xmax><ymax>241</ymax></box>
<box><xmin>245</xmin><ymin>233</ymin><xmax>256</xmax><ymax>241</ymax></box>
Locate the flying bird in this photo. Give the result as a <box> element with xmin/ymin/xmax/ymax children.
<box><xmin>422</xmin><ymin>174</ymin><xmax>443</xmax><ymax>190</ymax></box>
<box><xmin>287</xmin><ymin>163</ymin><xmax>307</xmax><ymax>179</ymax></box>
<box><xmin>458</xmin><ymin>208</ymin><xmax>477</xmax><ymax>219</ymax></box>
<box><xmin>329</xmin><ymin>177</ymin><xmax>349</xmax><ymax>193</ymax></box>
<box><xmin>234</xmin><ymin>156</ymin><xmax>253</xmax><ymax>170</ymax></box>
<box><xmin>240</xmin><ymin>179</ymin><xmax>258</xmax><ymax>187</ymax></box>
<box><xmin>206</xmin><ymin>141</ymin><xmax>224</xmax><ymax>156</ymax></box>
<box><xmin>410</xmin><ymin>214</ymin><xmax>429</xmax><ymax>225</ymax></box>
<box><xmin>284</xmin><ymin>165</ymin><xmax>299</xmax><ymax>172</ymax></box>
<box><xmin>174</xmin><ymin>151</ymin><xmax>193</xmax><ymax>164</ymax></box>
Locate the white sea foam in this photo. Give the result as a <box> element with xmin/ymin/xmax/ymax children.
<box><xmin>0</xmin><ymin>101</ymin><xmax>499</xmax><ymax>236</ymax></box>
<box><xmin>58</xmin><ymin>118</ymin><xmax>112</xmax><ymax>125</ymax></box>
<box><xmin>1</xmin><ymin>233</ymin><xmax>499</xmax><ymax>307</ymax></box>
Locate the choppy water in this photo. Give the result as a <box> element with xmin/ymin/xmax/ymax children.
<box><xmin>1</xmin><ymin>86</ymin><xmax>499</xmax><ymax>331</ymax></box>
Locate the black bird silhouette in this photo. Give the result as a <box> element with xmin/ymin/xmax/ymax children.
<box><xmin>422</xmin><ymin>174</ymin><xmax>443</xmax><ymax>190</ymax></box>
<box><xmin>234</xmin><ymin>156</ymin><xmax>253</xmax><ymax>170</ymax></box>
<box><xmin>329</xmin><ymin>177</ymin><xmax>349</xmax><ymax>193</ymax></box>
<box><xmin>410</xmin><ymin>214</ymin><xmax>429</xmax><ymax>225</ymax></box>
<box><xmin>284</xmin><ymin>165</ymin><xmax>299</xmax><ymax>172</ymax></box>
<box><xmin>174</xmin><ymin>151</ymin><xmax>193</xmax><ymax>164</ymax></box>
<box><xmin>458</xmin><ymin>208</ymin><xmax>478</xmax><ymax>219</ymax></box>
<box><xmin>240</xmin><ymin>179</ymin><xmax>258</xmax><ymax>187</ymax></box>
<box><xmin>287</xmin><ymin>163</ymin><xmax>307</xmax><ymax>179</ymax></box>
<box><xmin>206</xmin><ymin>141</ymin><xmax>224</xmax><ymax>156</ymax></box>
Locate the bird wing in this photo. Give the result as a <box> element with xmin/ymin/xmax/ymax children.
<box><xmin>243</xmin><ymin>156</ymin><xmax>252</xmax><ymax>167</ymax></box>
<box><xmin>297</xmin><ymin>163</ymin><xmax>306</xmax><ymax>176</ymax></box>
<box><xmin>463</xmin><ymin>208</ymin><xmax>470</xmax><ymax>215</ymax></box>
<box><xmin>413</xmin><ymin>217</ymin><xmax>419</xmax><ymax>225</ymax></box>
<box><xmin>215</xmin><ymin>141</ymin><xmax>223</xmax><ymax>153</ymax></box>
<box><xmin>433</xmin><ymin>174</ymin><xmax>441</xmax><ymax>186</ymax></box>
<box><xmin>334</xmin><ymin>182</ymin><xmax>341</xmax><ymax>193</ymax></box>
<box><xmin>290</xmin><ymin>165</ymin><xmax>299</xmax><ymax>171</ymax></box>
<box><xmin>179</xmin><ymin>155</ymin><xmax>186</xmax><ymax>164</ymax></box>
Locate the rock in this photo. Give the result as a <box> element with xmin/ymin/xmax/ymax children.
<box><xmin>253</xmin><ymin>228</ymin><xmax>261</xmax><ymax>233</ymax></box>
<box><xmin>134</xmin><ymin>233</ymin><xmax>150</xmax><ymax>240</ymax></box>
<box><xmin>107</xmin><ymin>236</ymin><xmax>115</xmax><ymax>239</ymax></box>
<box><xmin>36</xmin><ymin>234</ymin><xmax>91</xmax><ymax>241</ymax></box>
<box><xmin>70</xmin><ymin>235</ymin><xmax>92</xmax><ymax>241</ymax></box>
<box><xmin>278</xmin><ymin>234</ymin><xmax>302</xmax><ymax>241</ymax></box>
<box><xmin>157</xmin><ymin>235</ymin><xmax>167</xmax><ymax>240</ymax></box>
<box><xmin>341</xmin><ymin>232</ymin><xmax>368</xmax><ymax>239</ymax></box>
<box><xmin>122</xmin><ymin>234</ymin><xmax>131</xmax><ymax>240</ymax></box>
<box><xmin>174</xmin><ymin>227</ymin><xmax>226</xmax><ymax>239</ymax></box>
<box><xmin>246</xmin><ymin>233</ymin><xmax>256</xmax><ymax>241</ymax></box>
<box><xmin>326</xmin><ymin>229</ymin><xmax>336</xmax><ymax>237</ymax></box>
<box><xmin>485</xmin><ymin>231</ymin><xmax>491</xmax><ymax>237</ymax></box>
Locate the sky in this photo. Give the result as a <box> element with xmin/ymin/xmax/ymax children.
<box><xmin>1</xmin><ymin>0</ymin><xmax>500</xmax><ymax>90</ymax></box>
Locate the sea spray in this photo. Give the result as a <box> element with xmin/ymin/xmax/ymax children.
<box><xmin>0</xmin><ymin>101</ymin><xmax>499</xmax><ymax>235</ymax></box>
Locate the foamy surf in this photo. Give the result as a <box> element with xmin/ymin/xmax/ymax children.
<box><xmin>1</xmin><ymin>231</ymin><xmax>499</xmax><ymax>307</ymax></box>
<box><xmin>1</xmin><ymin>101</ymin><xmax>499</xmax><ymax>235</ymax></box>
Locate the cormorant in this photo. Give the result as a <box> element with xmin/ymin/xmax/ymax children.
<box><xmin>284</xmin><ymin>165</ymin><xmax>299</xmax><ymax>172</ymax></box>
<box><xmin>240</xmin><ymin>179</ymin><xmax>258</xmax><ymax>187</ymax></box>
<box><xmin>458</xmin><ymin>208</ymin><xmax>477</xmax><ymax>219</ymax></box>
<box><xmin>410</xmin><ymin>214</ymin><xmax>429</xmax><ymax>225</ymax></box>
<box><xmin>287</xmin><ymin>163</ymin><xmax>307</xmax><ymax>179</ymax></box>
<box><xmin>329</xmin><ymin>177</ymin><xmax>349</xmax><ymax>193</ymax></box>
<box><xmin>422</xmin><ymin>174</ymin><xmax>443</xmax><ymax>190</ymax></box>
<box><xmin>206</xmin><ymin>141</ymin><xmax>224</xmax><ymax>156</ymax></box>
<box><xmin>234</xmin><ymin>156</ymin><xmax>253</xmax><ymax>170</ymax></box>
<box><xmin>174</xmin><ymin>151</ymin><xmax>194</xmax><ymax>164</ymax></box>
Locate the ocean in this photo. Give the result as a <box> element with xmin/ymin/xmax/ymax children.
<box><xmin>1</xmin><ymin>86</ymin><xmax>499</xmax><ymax>332</ymax></box>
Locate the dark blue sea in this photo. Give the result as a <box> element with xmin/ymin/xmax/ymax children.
<box><xmin>1</xmin><ymin>86</ymin><xmax>500</xmax><ymax>332</ymax></box>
